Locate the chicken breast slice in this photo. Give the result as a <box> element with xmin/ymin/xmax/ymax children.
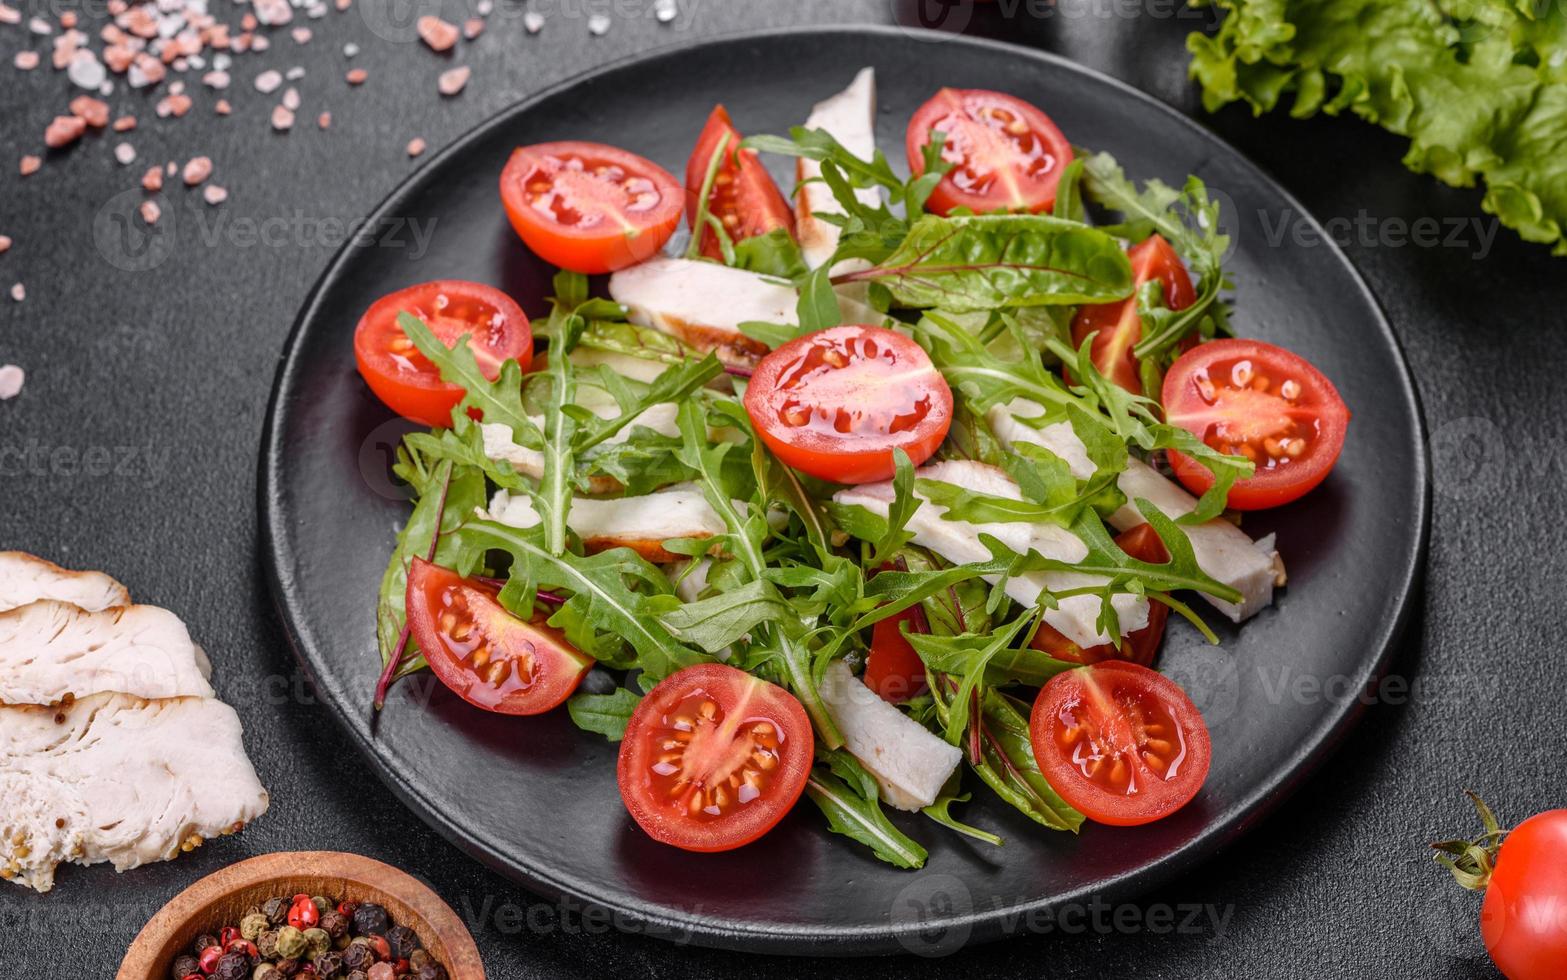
<box><xmin>989</xmin><ymin>399</ymin><xmax>1283</xmax><ymax>622</ymax></box>
<box><xmin>607</xmin><ymin>258</ymin><xmax>884</xmax><ymax>368</ymax></box>
<box><xmin>0</xmin><ymin>693</ymin><xmax>268</xmax><ymax>891</ymax></box>
<box><xmin>485</xmin><ymin>484</ymin><xmax>752</xmax><ymax>564</ymax></box>
<box><xmin>796</xmin><ymin>67</ymin><xmax>882</xmax><ymax>272</ymax></box>
<box><xmin>481</xmin><ymin>402</ymin><xmax>680</xmax><ymax>491</ymax></box>
<box><xmin>819</xmin><ymin>661</ymin><xmax>960</xmax><ymax>811</ymax></box>
<box><xmin>0</xmin><ymin>552</ymin><xmax>129</xmax><ymax>614</ymax></box>
<box><xmin>0</xmin><ymin>601</ymin><xmax>214</xmax><ymax>705</ymax></box>
<box><xmin>834</xmin><ymin>459</ymin><xmax>1149</xmax><ymax>648</ymax></box>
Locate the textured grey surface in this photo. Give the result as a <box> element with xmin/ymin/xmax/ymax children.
<box><xmin>0</xmin><ymin>0</ymin><xmax>1555</xmax><ymax>976</ymax></box>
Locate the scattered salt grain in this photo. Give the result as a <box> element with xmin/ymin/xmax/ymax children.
<box><xmin>202</xmin><ymin>70</ymin><xmax>230</xmax><ymax>89</ymax></box>
<box><xmin>0</xmin><ymin>236</ymin><xmax>10</xmax><ymax>254</ymax></box>
<box><xmin>44</xmin><ymin>115</ymin><xmax>87</xmax><ymax>149</ymax></box>
<box><xmin>14</xmin><ymin>51</ymin><xmax>38</xmax><ymax>70</ymax></box>
<box><xmin>271</xmin><ymin>105</ymin><xmax>295</xmax><ymax>131</ymax></box>
<box><xmin>19</xmin><ymin>156</ymin><xmax>41</xmax><ymax>176</ymax></box>
<box><xmin>139</xmin><ymin>200</ymin><xmax>160</xmax><ymax>225</ymax></box>
<box><xmin>215</xmin><ymin>99</ymin><xmax>231</xmax><ymax>115</ymax></box>
<box><xmin>283</xmin><ymin>87</ymin><xmax>301</xmax><ymax>111</ymax></box>
<box><xmin>317</xmin><ymin>111</ymin><xmax>331</xmax><ymax>129</ymax></box>
<box><xmin>202</xmin><ymin>184</ymin><xmax>228</xmax><ymax>205</ymax></box>
<box><xmin>345</xmin><ymin>68</ymin><xmax>367</xmax><ymax>86</ymax></box>
<box><xmin>587</xmin><ymin>13</ymin><xmax>609</xmax><ymax>35</ymax></box>
<box><xmin>406</xmin><ymin>137</ymin><xmax>426</xmax><ymax>158</ymax></box>
<box><xmin>254</xmin><ymin>68</ymin><xmax>282</xmax><ymax>93</ymax></box>
<box><xmin>437</xmin><ymin>66</ymin><xmax>469</xmax><ymax>97</ymax></box>
<box><xmin>69</xmin><ymin>96</ymin><xmax>109</xmax><ymax>128</ymax></box>
<box><xmin>291</xmin><ymin>27</ymin><xmax>312</xmax><ymax>44</ymax></box>
<box><xmin>142</xmin><ymin>166</ymin><xmax>162</xmax><ymax>191</ymax></box>
<box><xmin>182</xmin><ymin>156</ymin><xmax>212</xmax><ymax>185</ymax></box>
<box><xmin>0</xmin><ymin>365</ymin><xmax>24</xmax><ymax>401</ymax></box>
<box><xmin>8</xmin><ymin>284</ymin><xmax>23</xmax><ymax>302</ymax></box>
<box><xmin>27</xmin><ymin>15</ymin><xmax>49</xmax><ymax>34</ymax></box>
<box><xmin>463</xmin><ymin>18</ymin><xmax>484</xmax><ymax>40</ymax></box>
<box><xmin>285</xmin><ymin>65</ymin><xmax>305</xmax><ymax>81</ymax></box>
<box><xmin>654</xmin><ymin>0</ymin><xmax>677</xmax><ymax>23</ymax></box>
<box><xmin>114</xmin><ymin>142</ymin><xmax>136</xmax><ymax>165</ymax></box>
<box><xmin>342</xmin><ymin>42</ymin><xmax>359</xmax><ymax>58</ymax></box>
<box><xmin>0</xmin><ymin>4</ymin><xmax>18</xmax><ymax>26</ymax></box>
<box><xmin>67</xmin><ymin>50</ymin><xmax>106</xmax><ymax>90</ymax></box>
<box><xmin>418</xmin><ymin>16</ymin><xmax>458</xmax><ymax>52</ymax></box>
<box><xmin>112</xmin><ymin>115</ymin><xmax>136</xmax><ymax>132</ymax></box>
<box><xmin>523</xmin><ymin>11</ymin><xmax>543</xmax><ymax>33</ymax></box>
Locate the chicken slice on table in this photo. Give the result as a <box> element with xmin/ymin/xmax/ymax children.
<box><xmin>819</xmin><ymin>661</ymin><xmax>960</xmax><ymax>811</ymax></box>
<box><xmin>0</xmin><ymin>600</ymin><xmax>214</xmax><ymax>705</ymax></box>
<box><xmin>795</xmin><ymin>67</ymin><xmax>881</xmax><ymax>273</ymax></box>
<box><xmin>988</xmin><ymin>399</ymin><xmax>1284</xmax><ymax>621</ymax></box>
<box><xmin>833</xmin><ymin>459</ymin><xmax>1149</xmax><ymax>649</ymax></box>
<box><xmin>0</xmin><ymin>693</ymin><xmax>269</xmax><ymax>892</ymax></box>
<box><xmin>0</xmin><ymin>552</ymin><xmax>129</xmax><ymax>614</ymax></box>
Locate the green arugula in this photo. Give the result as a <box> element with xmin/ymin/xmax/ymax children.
<box><xmin>804</xmin><ymin>749</ymin><xmax>928</xmax><ymax>869</ymax></box>
<box><xmin>566</xmin><ymin>688</ymin><xmax>642</xmax><ymax>741</ymax></box>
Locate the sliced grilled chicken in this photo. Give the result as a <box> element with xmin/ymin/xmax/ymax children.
<box><xmin>486</xmin><ymin>484</ymin><xmax>732</xmax><ymax>563</ymax></box>
<box><xmin>989</xmin><ymin>399</ymin><xmax>1283</xmax><ymax>621</ymax></box>
<box><xmin>834</xmin><ymin>459</ymin><xmax>1149</xmax><ymax>648</ymax></box>
<box><xmin>796</xmin><ymin>67</ymin><xmax>882</xmax><ymax>272</ymax></box>
<box><xmin>481</xmin><ymin>402</ymin><xmax>680</xmax><ymax>493</ymax></box>
<box><xmin>607</xmin><ymin>258</ymin><xmax>884</xmax><ymax>368</ymax></box>
<box><xmin>0</xmin><ymin>601</ymin><xmax>214</xmax><ymax>705</ymax></box>
<box><xmin>0</xmin><ymin>552</ymin><xmax>129</xmax><ymax>614</ymax></box>
<box><xmin>0</xmin><ymin>693</ymin><xmax>268</xmax><ymax>891</ymax></box>
<box><xmin>819</xmin><ymin>661</ymin><xmax>960</xmax><ymax>811</ymax></box>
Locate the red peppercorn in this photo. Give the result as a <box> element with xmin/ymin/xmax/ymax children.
<box><xmin>364</xmin><ymin>935</ymin><xmax>391</xmax><ymax>961</ymax></box>
<box><xmin>219</xmin><ymin>926</ymin><xmax>241</xmax><ymax>947</ymax></box>
<box><xmin>198</xmin><ymin>944</ymin><xmax>224</xmax><ymax>972</ymax></box>
<box><xmin>337</xmin><ymin>900</ymin><xmax>359</xmax><ymax>918</ymax></box>
<box><xmin>224</xmin><ymin>938</ymin><xmax>259</xmax><ymax>959</ymax></box>
<box><xmin>288</xmin><ymin>896</ymin><xmax>320</xmax><ymax>930</ymax></box>
<box><xmin>395</xmin><ymin>959</ymin><xmax>410</xmax><ymax>973</ymax></box>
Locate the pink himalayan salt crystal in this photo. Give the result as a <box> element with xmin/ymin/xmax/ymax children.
<box><xmin>139</xmin><ymin>200</ymin><xmax>160</xmax><ymax>225</ymax></box>
<box><xmin>182</xmin><ymin>156</ymin><xmax>212</xmax><ymax>186</ymax></box>
<box><xmin>8</xmin><ymin>284</ymin><xmax>22</xmax><ymax>302</ymax></box>
<box><xmin>437</xmin><ymin>66</ymin><xmax>469</xmax><ymax>97</ymax></box>
<box><xmin>215</xmin><ymin>99</ymin><xmax>232</xmax><ymax>115</ymax></box>
<box><xmin>463</xmin><ymin>18</ymin><xmax>484</xmax><ymax>40</ymax></box>
<box><xmin>44</xmin><ymin>115</ymin><xmax>87</xmax><ymax>148</ymax></box>
<box><xmin>20</xmin><ymin>155</ymin><xmax>41</xmax><ymax>176</ymax></box>
<box><xmin>0</xmin><ymin>236</ymin><xmax>10</xmax><ymax>254</ymax></box>
<box><xmin>112</xmin><ymin>115</ymin><xmax>136</xmax><ymax>132</ymax></box>
<box><xmin>14</xmin><ymin>50</ymin><xmax>39</xmax><ymax>70</ymax></box>
<box><xmin>142</xmin><ymin>166</ymin><xmax>162</xmax><ymax>191</ymax></box>
<box><xmin>69</xmin><ymin>95</ymin><xmax>109</xmax><ymax>127</ymax></box>
<box><xmin>203</xmin><ymin>184</ymin><xmax>228</xmax><ymax>205</ymax></box>
<box><xmin>406</xmin><ymin>137</ymin><xmax>426</xmax><ymax>158</ymax></box>
<box><xmin>0</xmin><ymin>365</ymin><xmax>24</xmax><ymax>401</ymax></box>
<box><xmin>417</xmin><ymin>15</ymin><xmax>458</xmax><ymax>52</ymax></box>
<box><xmin>317</xmin><ymin>112</ymin><xmax>332</xmax><ymax>129</ymax></box>
<box><xmin>345</xmin><ymin>68</ymin><xmax>367</xmax><ymax>86</ymax></box>
<box><xmin>271</xmin><ymin>105</ymin><xmax>295</xmax><ymax>131</ymax></box>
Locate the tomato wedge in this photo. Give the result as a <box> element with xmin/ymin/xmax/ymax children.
<box><xmin>405</xmin><ymin>558</ymin><xmax>593</xmax><ymax>715</ymax></box>
<box><xmin>906</xmin><ymin>88</ymin><xmax>1074</xmax><ymax>216</ymax></box>
<box><xmin>1029</xmin><ymin>524</ymin><xmax>1171</xmax><ymax>668</ymax></box>
<box><xmin>743</xmin><ymin>325</ymin><xmax>953</xmax><ymax>484</ymax></box>
<box><xmin>1162</xmin><ymin>338</ymin><xmax>1350</xmax><ymax>510</ymax></box>
<box><xmin>685</xmin><ymin>105</ymin><xmax>794</xmax><ymax>261</ymax></box>
<box><xmin>1071</xmin><ymin>235</ymin><xmax>1196</xmax><ymax>395</ymax></box>
<box><xmin>354</xmin><ymin>280</ymin><xmax>532</xmax><ymax>427</ymax></box>
<box><xmin>1030</xmin><ymin>661</ymin><xmax>1211</xmax><ymax>826</ymax></box>
<box><xmin>865</xmin><ymin>606</ymin><xmax>930</xmax><ymax>703</ymax></box>
<box><xmin>618</xmin><ymin>663</ymin><xmax>813</xmax><ymax>852</ymax></box>
<box><xmin>499</xmin><ymin>141</ymin><xmax>683</xmax><ymax>274</ymax></box>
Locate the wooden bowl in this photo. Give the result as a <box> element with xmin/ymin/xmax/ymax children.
<box><xmin>118</xmin><ymin>851</ymin><xmax>484</xmax><ymax>979</ymax></box>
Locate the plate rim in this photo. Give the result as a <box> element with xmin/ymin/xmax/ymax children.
<box><xmin>258</xmin><ymin>22</ymin><xmax>1432</xmax><ymax>955</ymax></box>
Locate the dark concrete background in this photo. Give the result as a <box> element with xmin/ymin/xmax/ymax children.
<box><xmin>0</xmin><ymin>0</ymin><xmax>1557</xmax><ymax>975</ymax></box>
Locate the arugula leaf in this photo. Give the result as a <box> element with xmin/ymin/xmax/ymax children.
<box><xmin>804</xmin><ymin>752</ymin><xmax>928</xmax><ymax>869</ymax></box>
<box><xmin>868</xmin><ymin>449</ymin><xmax>920</xmax><ymax>565</ymax></box>
<box><xmin>968</xmin><ymin>690</ymin><xmax>1084</xmax><ymax>832</ymax></box>
<box><xmin>733</xmin><ymin>227</ymin><xmax>810</xmax><ymax>279</ymax></box>
<box><xmin>567</xmin><ymin>688</ymin><xmax>642</xmax><ymax>741</ymax></box>
<box><xmin>685</xmin><ymin>130</ymin><xmax>732</xmax><ymax>261</ymax></box>
<box><xmin>906</xmin><ymin>622</ymin><xmax>1077</xmax><ymax>689</ymax></box>
<box><xmin>906</xmin><ymin>612</ymin><xmax>1035</xmax><ymax>746</ymax></box>
<box><xmin>835</xmin><ymin>214</ymin><xmax>1134</xmax><ymax>312</ymax></box>
<box><xmin>658</xmin><ymin>579</ymin><xmax>795</xmax><ymax>653</ymax></box>
<box><xmin>796</xmin><ymin>263</ymin><xmax>843</xmax><ymax>334</ymax></box>
<box><xmin>923</xmin><ymin>780</ymin><xmax>1003</xmax><ymax>847</ymax></box>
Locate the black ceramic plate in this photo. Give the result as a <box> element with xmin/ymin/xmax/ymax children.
<box><xmin>260</xmin><ymin>26</ymin><xmax>1429</xmax><ymax>955</ymax></box>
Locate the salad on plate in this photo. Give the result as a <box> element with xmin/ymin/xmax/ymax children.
<box><xmin>355</xmin><ymin>68</ymin><xmax>1349</xmax><ymax>867</ymax></box>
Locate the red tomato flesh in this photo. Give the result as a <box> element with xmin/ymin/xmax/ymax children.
<box><xmin>500</xmin><ymin>141</ymin><xmax>683</xmax><ymax>274</ymax></box>
<box><xmin>1030</xmin><ymin>661</ymin><xmax>1211</xmax><ymax>826</ymax></box>
<box><xmin>1162</xmin><ymin>338</ymin><xmax>1350</xmax><ymax>510</ymax></box>
<box><xmin>618</xmin><ymin>663</ymin><xmax>813</xmax><ymax>852</ymax></box>
<box><xmin>354</xmin><ymin>280</ymin><xmax>532</xmax><ymax>428</ymax></box>
<box><xmin>743</xmin><ymin>325</ymin><xmax>954</xmax><ymax>485</ymax></box>
<box><xmin>685</xmin><ymin>105</ymin><xmax>794</xmax><ymax>261</ymax></box>
<box><xmin>1482</xmin><ymin>809</ymin><xmax>1567</xmax><ymax>980</ymax></box>
<box><xmin>1071</xmin><ymin>235</ymin><xmax>1196</xmax><ymax>395</ymax></box>
<box><xmin>405</xmin><ymin>558</ymin><xmax>592</xmax><ymax>715</ymax></box>
<box><xmin>906</xmin><ymin>88</ymin><xmax>1074</xmax><ymax>216</ymax></box>
<box><xmin>865</xmin><ymin>606</ymin><xmax>930</xmax><ymax>703</ymax></box>
<box><xmin>1029</xmin><ymin>524</ymin><xmax>1171</xmax><ymax>668</ymax></box>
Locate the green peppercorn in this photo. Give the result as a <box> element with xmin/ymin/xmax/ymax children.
<box><xmin>346</xmin><ymin>972</ymin><xmax>369</xmax><ymax>980</ymax></box>
<box><xmin>407</xmin><ymin>950</ymin><xmax>431</xmax><ymax>971</ymax></box>
<box><xmin>240</xmin><ymin>912</ymin><xmax>270</xmax><ymax>942</ymax></box>
<box><xmin>171</xmin><ymin>954</ymin><xmax>199</xmax><ymax>978</ymax></box>
<box><xmin>311</xmin><ymin>895</ymin><xmax>332</xmax><ymax>919</ymax></box>
<box><xmin>302</xmin><ymin>927</ymin><xmax>331</xmax><ymax>959</ymax></box>
<box><xmin>261</xmin><ymin>897</ymin><xmax>290</xmax><ymax>926</ymax></box>
<box><xmin>275</xmin><ymin>925</ymin><xmax>307</xmax><ymax>960</ymax></box>
<box><xmin>319</xmin><ymin>909</ymin><xmax>349</xmax><ymax>940</ymax></box>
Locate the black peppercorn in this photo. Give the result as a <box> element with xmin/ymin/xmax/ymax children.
<box><xmin>211</xmin><ymin>952</ymin><xmax>250</xmax><ymax>980</ymax></box>
<box><xmin>274</xmin><ymin>959</ymin><xmax>300</xmax><ymax>977</ymax></box>
<box><xmin>256</xmin><ymin>929</ymin><xmax>281</xmax><ymax>960</ymax></box>
<box><xmin>313</xmin><ymin>951</ymin><xmax>345</xmax><ymax>978</ymax></box>
<box><xmin>340</xmin><ymin>942</ymin><xmax>373</xmax><ymax>971</ymax></box>
<box><xmin>170</xmin><ymin>954</ymin><xmax>199</xmax><ymax>978</ymax></box>
<box><xmin>385</xmin><ymin>924</ymin><xmax>420</xmax><ymax>959</ymax></box>
<box><xmin>320</xmin><ymin>909</ymin><xmax>349</xmax><ymax>940</ymax></box>
<box><xmin>346</xmin><ymin>972</ymin><xmax>369</xmax><ymax>980</ymax></box>
<box><xmin>193</xmin><ymin>933</ymin><xmax>220</xmax><ymax>954</ymax></box>
<box><xmin>415</xmin><ymin>964</ymin><xmax>447</xmax><ymax>980</ymax></box>
<box><xmin>262</xmin><ymin>897</ymin><xmax>290</xmax><ymax>926</ymax></box>
<box><xmin>350</xmin><ymin>902</ymin><xmax>390</xmax><ymax>937</ymax></box>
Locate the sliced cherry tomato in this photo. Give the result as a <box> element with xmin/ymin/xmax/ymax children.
<box><xmin>1029</xmin><ymin>524</ymin><xmax>1171</xmax><ymax>668</ymax></box>
<box><xmin>1479</xmin><ymin>808</ymin><xmax>1567</xmax><ymax>980</ymax></box>
<box><xmin>744</xmin><ymin>325</ymin><xmax>953</xmax><ymax>484</ymax></box>
<box><xmin>617</xmin><ymin>663</ymin><xmax>813</xmax><ymax>852</ymax></box>
<box><xmin>405</xmin><ymin>558</ymin><xmax>593</xmax><ymax>715</ymax></box>
<box><xmin>906</xmin><ymin>88</ymin><xmax>1074</xmax><ymax>216</ymax></box>
<box><xmin>1030</xmin><ymin>661</ymin><xmax>1211</xmax><ymax>826</ymax></box>
<box><xmin>865</xmin><ymin>606</ymin><xmax>930</xmax><ymax>703</ymax></box>
<box><xmin>1071</xmin><ymin>235</ymin><xmax>1196</xmax><ymax>395</ymax></box>
<box><xmin>354</xmin><ymin>280</ymin><xmax>532</xmax><ymax>428</ymax></box>
<box><xmin>499</xmin><ymin>140</ymin><xmax>683</xmax><ymax>274</ymax></box>
<box><xmin>685</xmin><ymin>105</ymin><xmax>794</xmax><ymax>261</ymax></box>
<box><xmin>1162</xmin><ymin>338</ymin><xmax>1350</xmax><ymax>510</ymax></box>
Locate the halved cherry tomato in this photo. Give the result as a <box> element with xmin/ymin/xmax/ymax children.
<box><xmin>865</xmin><ymin>606</ymin><xmax>930</xmax><ymax>703</ymax></box>
<box><xmin>499</xmin><ymin>141</ymin><xmax>683</xmax><ymax>274</ymax></box>
<box><xmin>405</xmin><ymin>558</ymin><xmax>593</xmax><ymax>715</ymax></box>
<box><xmin>1071</xmin><ymin>235</ymin><xmax>1196</xmax><ymax>395</ymax></box>
<box><xmin>685</xmin><ymin>105</ymin><xmax>794</xmax><ymax>261</ymax></box>
<box><xmin>1162</xmin><ymin>338</ymin><xmax>1350</xmax><ymax>510</ymax></box>
<box><xmin>617</xmin><ymin>663</ymin><xmax>813</xmax><ymax>852</ymax></box>
<box><xmin>354</xmin><ymin>280</ymin><xmax>532</xmax><ymax>428</ymax></box>
<box><xmin>1030</xmin><ymin>661</ymin><xmax>1211</xmax><ymax>826</ymax></box>
<box><xmin>906</xmin><ymin>88</ymin><xmax>1074</xmax><ymax>216</ymax></box>
<box><xmin>1029</xmin><ymin>524</ymin><xmax>1171</xmax><ymax>668</ymax></box>
<box><xmin>744</xmin><ymin>325</ymin><xmax>953</xmax><ymax>484</ymax></box>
